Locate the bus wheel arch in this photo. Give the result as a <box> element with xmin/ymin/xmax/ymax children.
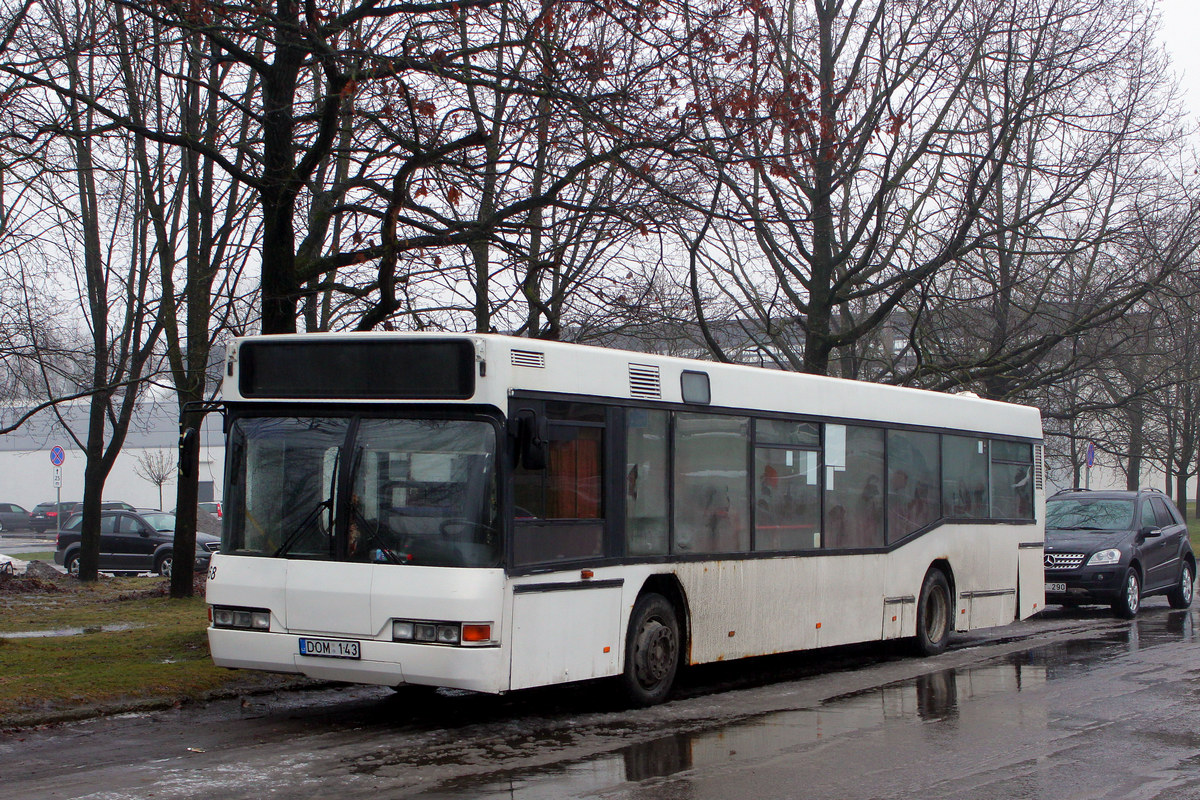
<box><xmin>622</xmin><ymin>575</ymin><xmax>689</xmax><ymax>706</ymax></box>
<box><xmin>915</xmin><ymin>562</ymin><xmax>954</xmax><ymax>656</ymax></box>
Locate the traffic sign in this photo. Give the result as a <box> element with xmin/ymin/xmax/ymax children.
<box><xmin>1085</xmin><ymin>442</ymin><xmax>1095</xmax><ymax>468</ymax></box>
<box><xmin>53</xmin><ymin>467</ymin><xmax>62</xmax><ymax>488</ymax></box>
<box><xmin>50</xmin><ymin>445</ymin><xmax>65</xmax><ymax>466</ymax></box>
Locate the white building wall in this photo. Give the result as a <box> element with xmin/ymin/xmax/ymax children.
<box><xmin>0</xmin><ymin>401</ymin><xmax>224</xmax><ymax>513</ymax></box>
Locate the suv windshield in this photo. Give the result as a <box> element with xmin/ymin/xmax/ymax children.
<box><xmin>1046</xmin><ymin>498</ymin><xmax>1135</xmax><ymax>531</ymax></box>
<box><xmin>224</xmin><ymin>415</ymin><xmax>499</xmax><ymax>568</ymax></box>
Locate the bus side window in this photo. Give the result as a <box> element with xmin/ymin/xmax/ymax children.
<box><xmin>990</xmin><ymin>440</ymin><xmax>1033</xmax><ymax>520</ymax></box>
<box><xmin>886</xmin><ymin>430</ymin><xmax>941</xmax><ymax>543</ymax></box>
<box><xmin>942</xmin><ymin>436</ymin><xmax>989</xmax><ymax>519</ymax></box>
<box><xmin>824</xmin><ymin>425</ymin><xmax>885</xmax><ymax>549</ymax></box>
<box><xmin>674</xmin><ymin>413</ymin><xmax>751</xmax><ymax>554</ymax></box>
<box><xmin>625</xmin><ymin>409</ymin><xmax>669</xmax><ymax>556</ymax></box>
<box><xmin>754</xmin><ymin>418</ymin><xmax>821</xmax><ymax>552</ymax></box>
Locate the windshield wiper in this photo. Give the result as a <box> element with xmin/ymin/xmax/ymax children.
<box><xmin>273</xmin><ymin>498</ymin><xmax>333</xmax><ymax>557</ymax></box>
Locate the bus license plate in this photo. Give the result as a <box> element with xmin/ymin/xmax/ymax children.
<box><xmin>299</xmin><ymin>637</ymin><xmax>361</xmax><ymax>659</ymax></box>
<box><xmin>1045</xmin><ymin>582</ymin><xmax>1066</xmax><ymax>593</ymax></box>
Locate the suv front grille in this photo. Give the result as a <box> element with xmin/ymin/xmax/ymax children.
<box><xmin>1045</xmin><ymin>553</ymin><xmax>1086</xmax><ymax>571</ymax></box>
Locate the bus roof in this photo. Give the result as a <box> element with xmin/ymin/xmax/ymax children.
<box><xmin>224</xmin><ymin>332</ymin><xmax>1042</xmax><ymax>440</ymax></box>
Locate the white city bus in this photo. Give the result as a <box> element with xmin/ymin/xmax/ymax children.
<box><xmin>204</xmin><ymin>333</ymin><xmax>1045</xmax><ymax>704</ymax></box>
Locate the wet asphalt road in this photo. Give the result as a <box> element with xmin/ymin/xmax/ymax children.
<box><xmin>4</xmin><ymin>600</ymin><xmax>1200</xmax><ymax>800</ymax></box>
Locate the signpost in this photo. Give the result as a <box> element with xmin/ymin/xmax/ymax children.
<box><xmin>1085</xmin><ymin>441</ymin><xmax>1095</xmax><ymax>489</ymax></box>
<box><xmin>50</xmin><ymin>446</ymin><xmax>65</xmax><ymax>509</ymax></box>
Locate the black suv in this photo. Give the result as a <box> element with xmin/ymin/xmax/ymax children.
<box><xmin>30</xmin><ymin>501</ymin><xmax>78</xmax><ymax>533</ymax></box>
<box><xmin>1044</xmin><ymin>489</ymin><xmax>1195</xmax><ymax>618</ymax></box>
<box><xmin>53</xmin><ymin>509</ymin><xmax>220</xmax><ymax>578</ymax></box>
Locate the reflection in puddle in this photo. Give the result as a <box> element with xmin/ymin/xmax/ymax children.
<box><xmin>414</xmin><ymin>661</ymin><xmax>1042</xmax><ymax>799</ymax></box>
<box><xmin>619</xmin><ymin>733</ymin><xmax>694</xmax><ymax>782</ymax></box>
<box><xmin>0</xmin><ymin>622</ymin><xmax>141</xmax><ymax>639</ymax></box>
<box><xmin>408</xmin><ymin>608</ymin><xmax>1197</xmax><ymax>799</ymax></box>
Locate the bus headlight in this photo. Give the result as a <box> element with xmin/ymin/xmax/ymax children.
<box><xmin>211</xmin><ymin>606</ymin><xmax>271</xmax><ymax>631</ymax></box>
<box><xmin>390</xmin><ymin>619</ymin><xmax>494</xmax><ymax>646</ymax></box>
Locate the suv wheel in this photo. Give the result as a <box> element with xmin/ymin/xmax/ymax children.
<box><xmin>64</xmin><ymin>551</ymin><xmax>80</xmax><ymax>576</ymax></box>
<box><xmin>1168</xmin><ymin>562</ymin><xmax>1194</xmax><ymax>609</ymax></box>
<box><xmin>155</xmin><ymin>552</ymin><xmax>173</xmax><ymax>578</ymax></box>
<box><xmin>1112</xmin><ymin>567</ymin><xmax>1141</xmax><ymax>619</ymax></box>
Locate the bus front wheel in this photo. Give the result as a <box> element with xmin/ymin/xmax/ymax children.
<box><xmin>915</xmin><ymin>569</ymin><xmax>952</xmax><ymax>656</ymax></box>
<box><xmin>622</xmin><ymin>593</ymin><xmax>680</xmax><ymax>706</ymax></box>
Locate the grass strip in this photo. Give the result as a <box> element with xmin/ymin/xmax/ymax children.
<box><xmin>0</xmin><ymin>569</ymin><xmax>309</xmax><ymax>726</ymax></box>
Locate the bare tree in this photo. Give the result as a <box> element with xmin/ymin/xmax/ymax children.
<box><xmin>4</xmin><ymin>0</ymin><xmax>170</xmax><ymax>581</ymax></box>
<box><xmin>680</xmin><ymin>0</ymin><xmax>1195</xmax><ymax>385</ymax></box>
<box><xmin>1</xmin><ymin>0</ymin><xmax>717</xmax><ymax>337</ymax></box>
<box><xmin>133</xmin><ymin>449</ymin><xmax>173</xmax><ymax>510</ymax></box>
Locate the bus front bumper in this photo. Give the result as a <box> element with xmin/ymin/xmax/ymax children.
<box><xmin>207</xmin><ymin>627</ymin><xmax>508</xmax><ymax>694</ymax></box>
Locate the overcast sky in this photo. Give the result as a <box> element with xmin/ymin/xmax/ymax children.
<box><xmin>1158</xmin><ymin>0</ymin><xmax>1200</xmax><ymax>122</ymax></box>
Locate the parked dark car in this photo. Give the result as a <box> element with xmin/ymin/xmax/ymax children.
<box><xmin>61</xmin><ymin>500</ymin><xmax>137</xmax><ymax>527</ymax></box>
<box><xmin>31</xmin><ymin>501</ymin><xmax>78</xmax><ymax>533</ymax></box>
<box><xmin>1044</xmin><ymin>489</ymin><xmax>1195</xmax><ymax>618</ymax></box>
<box><xmin>53</xmin><ymin>510</ymin><xmax>220</xmax><ymax>578</ymax></box>
<box><xmin>172</xmin><ymin>501</ymin><xmax>222</xmax><ymax>519</ymax></box>
<box><xmin>0</xmin><ymin>502</ymin><xmax>32</xmax><ymax>532</ymax></box>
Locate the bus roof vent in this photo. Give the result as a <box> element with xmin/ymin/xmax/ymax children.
<box><xmin>510</xmin><ymin>349</ymin><xmax>546</xmax><ymax>369</ymax></box>
<box><xmin>1034</xmin><ymin>444</ymin><xmax>1045</xmax><ymax>491</ymax></box>
<box><xmin>628</xmin><ymin>364</ymin><xmax>662</xmax><ymax>399</ymax></box>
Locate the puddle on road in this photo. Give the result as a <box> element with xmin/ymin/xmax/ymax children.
<box><xmin>396</xmin><ymin>608</ymin><xmax>1199</xmax><ymax>799</ymax></box>
<box><xmin>0</xmin><ymin>622</ymin><xmax>142</xmax><ymax>639</ymax></box>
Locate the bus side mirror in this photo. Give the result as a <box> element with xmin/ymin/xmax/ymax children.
<box><xmin>509</xmin><ymin>410</ymin><xmax>548</xmax><ymax>470</ymax></box>
<box><xmin>179</xmin><ymin>428</ymin><xmax>199</xmax><ymax>478</ymax></box>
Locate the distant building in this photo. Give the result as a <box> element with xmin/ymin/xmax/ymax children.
<box><xmin>0</xmin><ymin>400</ymin><xmax>223</xmax><ymax>513</ymax></box>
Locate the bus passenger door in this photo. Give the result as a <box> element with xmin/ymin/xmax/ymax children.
<box><xmin>509</xmin><ymin>582</ymin><xmax>623</xmax><ymax>690</ymax></box>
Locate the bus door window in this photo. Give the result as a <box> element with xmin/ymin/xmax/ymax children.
<box><xmin>673</xmin><ymin>413</ymin><xmax>750</xmax><ymax>554</ymax></box>
<box><xmin>512</xmin><ymin>402</ymin><xmax>605</xmax><ymax>566</ymax></box>
<box><xmin>886</xmin><ymin>430</ymin><xmax>941</xmax><ymax>543</ymax></box>
<box><xmin>990</xmin><ymin>440</ymin><xmax>1034</xmax><ymax>520</ymax></box>
<box><xmin>625</xmin><ymin>409</ymin><xmax>669</xmax><ymax>556</ymax></box>
<box><xmin>754</xmin><ymin>419</ymin><xmax>820</xmax><ymax>551</ymax></box>
<box><xmin>823</xmin><ymin>425</ymin><xmax>885</xmax><ymax>549</ymax></box>
<box><xmin>942</xmin><ymin>436</ymin><xmax>989</xmax><ymax>519</ymax></box>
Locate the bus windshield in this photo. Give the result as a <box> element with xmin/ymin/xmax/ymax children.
<box><xmin>224</xmin><ymin>415</ymin><xmax>500</xmax><ymax>567</ymax></box>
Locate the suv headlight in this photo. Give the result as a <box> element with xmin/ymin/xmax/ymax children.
<box><xmin>1087</xmin><ymin>548</ymin><xmax>1122</xmax><ymax>566</ymax></box>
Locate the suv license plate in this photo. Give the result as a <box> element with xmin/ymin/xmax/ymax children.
<box><xmin>1045</xmin><ymin>582</ymin><xmax>1066</xmax><ymax>593</ymax></box>
<box><xmin>299</xmin><ymin>638</ymin><xmax>361</xmax><ymax>659</ymax></box>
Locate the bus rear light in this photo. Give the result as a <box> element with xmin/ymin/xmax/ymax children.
<box><xmin>390</xmin><ymin>619</ymin><xmax>495</xmax><ymax>646</ymax></box>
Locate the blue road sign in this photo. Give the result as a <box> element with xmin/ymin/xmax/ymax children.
<box><xmin>1085</xmin><ymin>441</ymin><xmax>1095</xmax><ymax>468</ymax></box>
<box><xmin>50</xmin><ymin>445</ymin><xmax>65</xmax><ymax>466</ymax></box>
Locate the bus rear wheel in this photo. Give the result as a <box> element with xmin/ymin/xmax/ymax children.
<box><xmin>622</xmin><ymin>593</ymin><xmax>680</xmax><ymax>706</ymax></box>
<box><xmin>915</xmin><ymin>569</ymin><xmax>952</xmax><ymax>656</ymax></box>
